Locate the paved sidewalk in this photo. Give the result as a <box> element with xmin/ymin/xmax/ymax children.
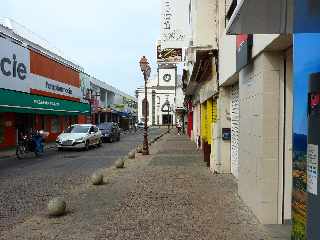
<box><xmin>1</xmin><ymin>133</ymin><xmax>289</xmax><ymax>239</ymax></box>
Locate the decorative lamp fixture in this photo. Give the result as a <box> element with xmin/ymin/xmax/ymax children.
<box><xmin>139</xmin><ymin>56</ymin><xmax>149</xmax><ymax>72</ymax></box>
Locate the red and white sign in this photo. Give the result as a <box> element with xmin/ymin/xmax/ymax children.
<box><xmin>0</xmin><ymin>37</ymin><xmax>82</xmax><ymax>102</ymax></box>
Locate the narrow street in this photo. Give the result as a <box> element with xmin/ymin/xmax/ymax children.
<box><xmin>0</xmin><ymin>128</ymin><xmax>165</xmax><ymax>233</ymax></box>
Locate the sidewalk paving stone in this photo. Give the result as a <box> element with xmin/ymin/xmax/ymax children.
<box><xmin>1</xmin><ymin>133</ymin><xmax>289</xmax><ymax>239</ymax></box>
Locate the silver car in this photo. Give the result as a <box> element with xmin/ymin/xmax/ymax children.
<box><xmin>56</xmin><ymin>124</ymin><xmax>102</xmax><ymax>151</ymax></box>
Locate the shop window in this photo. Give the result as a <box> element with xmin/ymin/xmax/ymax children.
<box><xmin>51</xmin><ymin>117</ymin><xmax>60</xmax><ymax>133</ymax></box>
<box><xmin>0</xmin><ymin>114</ymin><xmax>4</xmax><ymax>144</ymax></box>
<box><xmin>44</xmin><ymin>116</ymin><xmax>50</xmax><ymax>132</ymax></box>
<box><xmin>71</xmin><ymin>116</ymin><xmax>77</xmax><ymax>125</ymax></box>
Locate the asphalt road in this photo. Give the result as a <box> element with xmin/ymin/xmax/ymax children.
<box><xmin>0</xmin><ymin>127</ymin><xmax>165</xmax><ymax>233</ymax></box>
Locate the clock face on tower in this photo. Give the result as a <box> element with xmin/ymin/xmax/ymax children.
<box><xmin>163</xmin><ymin>73</ymin><xmax>171</xmax><ymax>82</ymax></box>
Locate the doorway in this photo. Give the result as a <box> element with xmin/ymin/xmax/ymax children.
<box><xmin>15</xmin><ymin>113</ymin><xmax>34</xmax><ymax>136</ymax></box>
<box><xmin>162</xmin><ymin>114</ymin><xmax>172</xmax><ymax>125</ymax></box>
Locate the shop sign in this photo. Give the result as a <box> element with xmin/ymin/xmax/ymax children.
<box><xmin>236</xmin><ymin>34</ymin><xmax>253</xmax><ymax>72</ymax></box>
<box><xmin>160</xmin><ymin>0</ymin><xmax>191</xmax><ymax>49</ymax></box>
<box><xmin>0</xmin><ymin>37</ymin><xmax>81</xmax><ymax>101</ymax></box>
<box><xmin>157</xmin><ymin>44</ymin><xmax>182</xmax><ymax>63</ymax></box>
<box><xmin>0</xmin><ymin>37</ymin><xmax>30</xmax><ymax>93</ymax></box>
<box><xmin>0</xmin><ymin>88</ymin><xmax>90</xmax><ymax>115</ymax></box>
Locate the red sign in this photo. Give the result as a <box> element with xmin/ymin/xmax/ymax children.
<box><xmin>310</xmin><ymin>93</ymin><xmax>320</xmax><ymax>109</ymax></box>
<box><xmin>236</xmin><ymin>35</ymin><xmax>249</xmax><ymax>50</ymax></box>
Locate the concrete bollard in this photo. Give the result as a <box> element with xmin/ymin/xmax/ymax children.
<box><xmin>48</xmin><ymin>197</ymin><xmax>66</xmax><ymax>217</ymax></box>
<box><xmin>115</xmin><ymin>158</ymin><xmax>125</xmax><ymax>168</ymax></box>
<box><xmin>91</xmin><ymin>172</ymin><xmax>104</xmax><ymax>185</ymax></box>
<box><xmin>128</xmin><ymin>150</ymin><xmax>135</xmax><ymax>159</ymax></box>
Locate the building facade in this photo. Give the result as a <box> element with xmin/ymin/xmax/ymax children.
<box><xmin>136</xmin><ymin>64</ymin><xmax>184</xmax><ymax>127</ymax></box>
<box><xmin>169</xmin><ymin>0</ymin><xmax>293</xmax><ymax>229</ymax></box>
<box><xmin>0</xmin><ymin>19</ymin><xmax>90</xmax><ymax>147</ymax></box>
<box><xmin>0</xmin><ymin>18</ymin><xmax>137</xmax><ymax>149</ymax></box>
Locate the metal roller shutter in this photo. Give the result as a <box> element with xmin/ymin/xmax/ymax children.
<box><xmin>231</xmin><ymin>83</ymin><xmax>240</xmax><ymax>179</ymax></box>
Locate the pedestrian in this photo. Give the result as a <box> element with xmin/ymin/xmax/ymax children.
<box><xmin>196</xmin><ymin>135</ymin><xmax>201</xmax><ymax>150</ymax></box>
<box><xmin>177</xmin><ymin>122</ymin><xmax>182</xmax><ymax>135</ymax></box>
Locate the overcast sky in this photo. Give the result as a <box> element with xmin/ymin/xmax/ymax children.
<box><xmin>2</xmin><ymin>0</ymin><xmax>160</xmax><ymax>96</ymax></box>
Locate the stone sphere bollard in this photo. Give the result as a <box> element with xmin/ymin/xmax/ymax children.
<box><xmin>128</xmin><ymin>151</ymin><xmax>135</xmax><ymax>159</ymax></box>
<box><xmin>91</xmin><ymin>172</ymin><xmax>104</xmax><ymax>185</ymax></box>
<box><xmin>115</xmin><ymin>158</ymin><xmax>125</xmax><ymax>168</ymax></box>
<box><xmin>48</xmin><ymin>197</ymin><xmax>66</xmax><ymax>217</ymax></box>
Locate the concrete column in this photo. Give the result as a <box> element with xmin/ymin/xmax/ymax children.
<box><xmin>238</xmin><ymin>52</ymin><xmax>282</xmax><ymax>224</ymax></box>
<box><xmin>211</xmin><ymin>87</ymin><xmax>231</xmax><ymax>173</ymax></box>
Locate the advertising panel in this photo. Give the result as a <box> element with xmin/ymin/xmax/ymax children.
<box><xmin>292</xmin><ymin>34</ymin><xmax>320</xmax><ymax>240</ymax></box>
<box><xmin>294</xmin><ymin>0</ymin><xmax>320</xmax><ymax>33</ymax></box>
<box><xmin>80</xmin><ymin>72</ymin><xmax>91</xmax><ymax>103</ymax></box>
<box><xmin>157</xmin><ymin>44</ymin><xmax>182</xmax><ymax>63</ymax></box>
<box><xmin>160</xmin><ymin>0</ymin><xmax>191</xmax><ymax>49</ymax></box>
<box><xmin>0</xmin><ymin>37</ymin><xmax>81</xmax><ymax>102</ymax></box>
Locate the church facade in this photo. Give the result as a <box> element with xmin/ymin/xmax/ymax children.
<box><xmin>136</xmin><ymin>64</ymin><xmax>184</xmax><ymax>126</ymax></box>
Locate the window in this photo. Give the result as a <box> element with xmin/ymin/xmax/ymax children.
<box><xmin>0</xmin><ymin>114</ymin><xmax>4</xmax><ymax>144</ymax></box>
<box><xmin>65</xmin><ymin>125</ymin><xmax>90</xmax><ymax>133</ymax></box>
<box><xmin>44</xmin><ymin>116</ymin><xmax>50</xmax><ymax>132</ymax></box>
<box><xmin>51</xmin><ymin>117</ymin><xmax>60</xmax><ymax>133</ymax></box>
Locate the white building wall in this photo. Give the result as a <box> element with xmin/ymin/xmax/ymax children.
<box><xmin>191</xmin><ymin>0</ymin><xmax>218</xmax><ymax>48</ymax></box>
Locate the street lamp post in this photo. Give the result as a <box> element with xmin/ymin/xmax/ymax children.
<box><xmin>167</xmin><ymin>107</ymin><xmax>170</xmax><ymax>131</ymax></box>
<box><xmin>84</xmin><ymin>89</ymin><xmax>100</xmax><ymax>124</ymax></box>
<box><xmin>139</xmin><ymin>56</ymin><xmax>151</xmax><ymax>155</ymax></box>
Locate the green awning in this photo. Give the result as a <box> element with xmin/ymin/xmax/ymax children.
<box><xmin>0</xmin><ymin>88</ymin><xmax>90</xmax><ymax>116</ymax></box>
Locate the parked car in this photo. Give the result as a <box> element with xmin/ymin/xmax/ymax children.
<box><xmin>97</xmin><ymin>122</ymin><xmax>121</xmax><ymax>143</ymax></box>
<box><xmin>136</xmin><ymin>122</ymin><xmax>144</xmax><ymax>129</ymax></box>
<box><xmin>56</xmin><ymin>124</ymin><xmax>102</xmax><ymax>150</ymax></box>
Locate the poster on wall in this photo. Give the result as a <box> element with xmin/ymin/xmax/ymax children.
<box><xmin>292</xmin><ymin>33</ymin><xmax>320</xmax><ymax>240</ymax></box>
<box><xmin>80</xmin><ymin>73</ymin><xmax>91</xmax><ymax>103</ymax></box>
<box><xmin>160</xmin><ymin>0</ymin><xmax>191</xmax><ymax>49</ymax></box>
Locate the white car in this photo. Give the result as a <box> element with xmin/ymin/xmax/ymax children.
<box><xmin>136</xmin><ymin>122</ymin><xmax>144</xmax><ymax>129</ymax></box>
<box><xmin>56</xmin><ymin>124</ymin><xmax>102</xmax><ymax>150</ymax></box>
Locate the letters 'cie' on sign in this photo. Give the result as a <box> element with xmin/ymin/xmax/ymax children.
<box><xmin>0</xmin><ymin>37</ymin><xmax>82</xmax><ymax>101</ymax></box>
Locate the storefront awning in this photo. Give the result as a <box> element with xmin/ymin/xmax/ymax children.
<box><xmin>0</xmin><ymin>88</ymin><xmax>90</xmax><ymax>116</ymax></box>
<box><xmin>226</xmin><ymin>0</ymin><xmax>293</xmax><ymax>34</ymax></box>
